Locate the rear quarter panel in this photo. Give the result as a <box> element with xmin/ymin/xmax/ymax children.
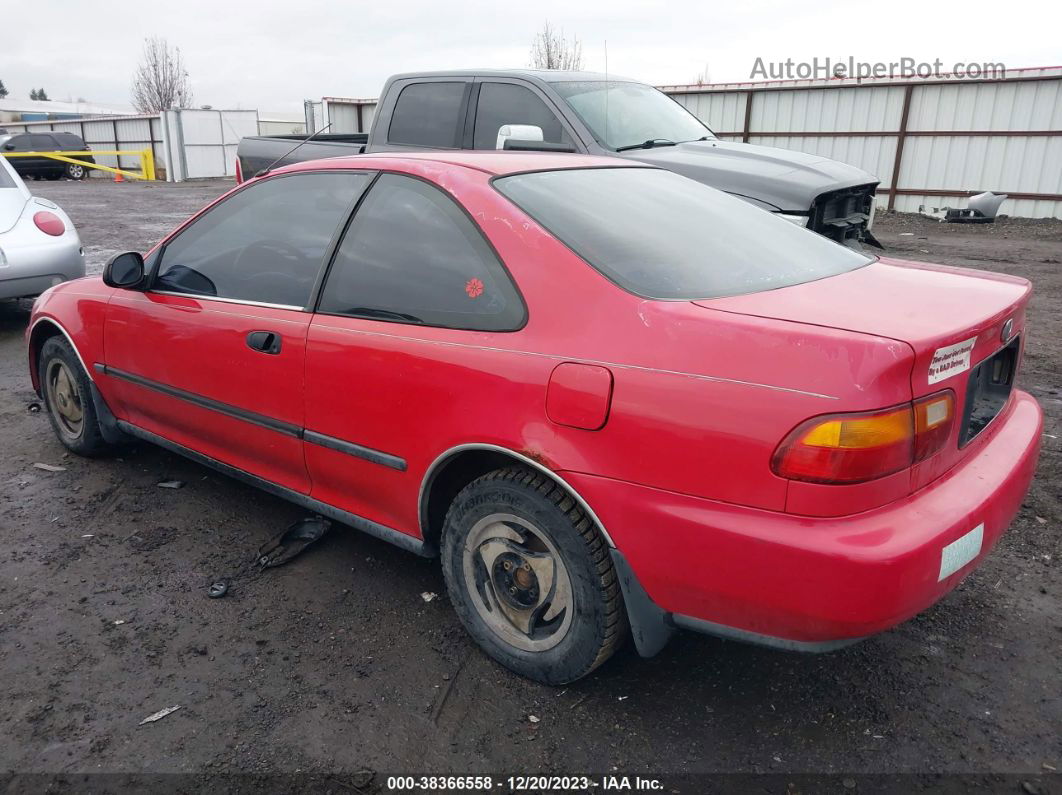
<box><xmin>331</xmin><ymin>168</ymin><xmax>920</xmax><ymax>530</ymax></box>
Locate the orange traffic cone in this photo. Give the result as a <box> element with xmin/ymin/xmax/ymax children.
<box><xmin>113</xmin><ymin>170</ymin><xmax>124</xmax><ymax>183</ymax></box>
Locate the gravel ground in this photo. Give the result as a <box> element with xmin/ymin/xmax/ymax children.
<box><xmin>0</xmin><ymin>179</ymin><xmax>1059</xmax><ymax>790</ymax></box>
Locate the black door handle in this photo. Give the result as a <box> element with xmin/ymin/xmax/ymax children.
<box><xmin>246</xmin><ymin>330</ymin><xmax>282</xmax><ymax>354</ymax></box>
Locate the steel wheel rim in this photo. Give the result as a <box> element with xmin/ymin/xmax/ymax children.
<box><xmin>461</xmin><ymin>512</ymin><xmax>574</xmax><ymax>652</ymax></box>
<box><xmin>46</xmin><ymin>359</ymin><xmax>84</xmax><ymax>438</ymax></box>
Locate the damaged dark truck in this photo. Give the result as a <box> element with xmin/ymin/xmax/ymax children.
<box><xmin>237</xmin><ymin>70</ymin><xmax>882</xmax><ymax>247</ymax></box>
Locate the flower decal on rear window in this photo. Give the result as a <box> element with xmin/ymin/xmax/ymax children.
<box><xmin>465</xmin><ymin>277</ymin><xmax>484</xmax><ymax>299</ymax></box>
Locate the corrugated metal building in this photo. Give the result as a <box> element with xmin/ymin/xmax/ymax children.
<box><xmin>0</xmin><ymin>98</ymin><xmax>136</xmax><ymax>124</ymax></box>
<box><xmin>318</xmin><ymin>65</ymin><xmax>1062</xmax><ymax>219</ymax></box>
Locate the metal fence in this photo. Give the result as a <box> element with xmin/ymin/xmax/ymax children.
<box><xmin>663</xmin><ymin>66</ymin><xmax>1062</xmax><ymax>219</ymax></box>
<box><xmin>1</xmin><ymin>114</ymin><xmax>166</xmax><ymax>177</ymax></box>
<box><xmin>311</xmin><ymin>66</ymin><xmax>1062</xmax><ymax>219</ymax></box>
<box><xmin>2</xmin><ymin>108</ymin><xmax>260</xmax><ymax>182</ymax></box>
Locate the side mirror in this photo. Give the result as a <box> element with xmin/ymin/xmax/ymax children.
<box><xmin>103</xmin><ymin>251</ymin><xmax>145</xmax><ymax>289</ymax></box>
<box><xmin>496</xmin><ymin>124</ymin><xmax>543</xmax><ymax>150</ymax></box>
<box><xmin>2</xmin><ymin>144</ymin><xmax>13</xmax><ymax>151</ymax></box>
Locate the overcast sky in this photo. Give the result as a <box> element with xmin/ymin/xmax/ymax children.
<box><xmin>4</xmin><ymin>0</ymin><xmax>1059</xmax><ymax>113</ymax></box>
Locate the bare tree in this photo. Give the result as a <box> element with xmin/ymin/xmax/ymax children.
<box><xmin>694</xmin><ymin>63</ymin><xmax>712</xmax><ymax>86</ymax></box>
<box><xmin>131</xmin><ymin>37</ymin><xmax>193</xmax><ymax>113</ymax></box>
<box><xmin>529</xmin><ymin>22</ymin><xmax>583</xmax><ymax>71</ymax></box>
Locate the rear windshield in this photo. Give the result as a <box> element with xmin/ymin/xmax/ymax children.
<box><xmin>493</xmin><ymin>167</ymin><xmax>873</xmax><ymax>300</ymax></box>
<box><xmin>0</xmin><ymin>160</ymin><xmax>16</xmax><ymax>189</ymax></box>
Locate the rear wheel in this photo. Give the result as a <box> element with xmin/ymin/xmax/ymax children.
<box><xmin>441</xmin><ymin>467</ymin><xmax>627</xmax><ymax>684</ymax></box>
<box><xmin>45</xmin><ymin>171</ymin><xmax>62</xmax><ymax>181</ymax></box>
<box><xmin>38</xmin><ymin>336</ymin><xmax>113</xmax><ymax>457</ymax></box>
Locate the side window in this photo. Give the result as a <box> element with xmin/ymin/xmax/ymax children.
<box><xmin>155</xmin><ymin>172</ymin><xmax>371</xmax><ymax>307</ymax></box>
<box><xmin>387</xmin><ymin>82</ymin><xmax>466</xmax><ymax>148</ymax></box>
<box><xmin>473</xmin><ymin>83</ymin><xmax>571</xmax><ymax>150</ymax></box>
<box><xmin>56</xmin><ymin>133</ymin><xmax>82</xmax><ymax>148</ymax></box>
<box><xmin>29</xmin><ymin>134</ymin><xmax>56</xmax><ymax>150</ymax></box>
<box><xmin>11</xmin><ymin>135</ymin><xmax>34</xmax><ymax>150</ymax></box>
<box><xmin>318</xmin><ymin>174</ymin><xmax>525</xmax><ymax>331</ymax></box>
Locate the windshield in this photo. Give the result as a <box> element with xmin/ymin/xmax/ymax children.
<box><xmin>494</xmin><ymin>168</ymin><xmax>873</xmax><ymax>301</ymax></box>
<box><xmin>552</xmin><ymin>81</ymin><xmax>711</xmax><ymax>150</ymax></box>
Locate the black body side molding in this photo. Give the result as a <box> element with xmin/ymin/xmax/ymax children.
<box><xmin>113</xmin><ymin>419</ymin><xmax>435</xmax><ymax>558</ymax></box>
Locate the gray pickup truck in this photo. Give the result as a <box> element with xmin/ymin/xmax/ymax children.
<box><xmin>237</xmin><ymin>70</ymin><xmax>881</xmax><ymax>246</ymax></box>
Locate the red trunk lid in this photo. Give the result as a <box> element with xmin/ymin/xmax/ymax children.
<box><xmin>697</xmin><ymin>256</ymin><xmax>1031</xmax><ymax>489</ymax></box>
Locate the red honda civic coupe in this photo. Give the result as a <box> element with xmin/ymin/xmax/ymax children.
<box><xmin>27</xmin><ymin>152</ymin><xmax>1041</xmax><ymax>684</ymax></box>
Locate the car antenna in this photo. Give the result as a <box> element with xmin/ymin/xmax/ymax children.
<box><xmin>255</xmin><ymin>121</ymin><xmax>335</xmax><ymax>178</ymax></box>
<box><xmin>604</xmin><ymin>40</ymin><xmax>610</xmax><ymax>146</ymax></box>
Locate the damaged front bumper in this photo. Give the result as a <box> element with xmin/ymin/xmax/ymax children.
<box><xmin>809</xmin><ymin>182</ymin><xmax>881</xmax><ymax>247</ymax></box>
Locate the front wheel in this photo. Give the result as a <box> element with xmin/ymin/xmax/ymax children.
<box><xmin>441</xmin><ymin>468</ymin><xmax>627</xmax><ymax>684</ymax></box>
<box><xmin>65</xmin><ymin>162</ymin><xmax>87</xmax><ymax>180</ymax></box>
<box><xmin>38</xmin><ymin>336</ymin><xmax>114</xmax><ymax>457</ymax></box>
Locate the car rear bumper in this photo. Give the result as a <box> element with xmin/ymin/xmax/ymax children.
<box><xmin>0</xmin><ymin>236</ymin><xmax>84</xmax><ymax>299</ymax></box>
<box><xmin>564</xmin><ymin>389</ymin><xmax>1042</xmax><ymax>650</ymax></box>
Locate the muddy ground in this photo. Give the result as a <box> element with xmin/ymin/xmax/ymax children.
<box><xmin>0</xmin><ymin>179</ymin><xmax>1059</xmax><ymax>790</ymax></box>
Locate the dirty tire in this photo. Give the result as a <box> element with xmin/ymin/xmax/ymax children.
<box><xmin>441</xmin><ymin>467</ymin><xmax>627</xmax><ymax>685</ymax></box>
<box><xmin>38</xmin><ymin>336</ymin><xmax>113</xmax><ymax>457</ymax></box>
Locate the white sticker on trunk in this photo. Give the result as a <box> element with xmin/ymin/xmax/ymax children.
<box><xmin>928</xmin><ymin>337</ymin><xmax>977</xmax><ymax>384</ymax></box>
<box><xmin>938</xmin><ymin>523</ymin><xmax>984</xmax><ymax>581</ymax></box>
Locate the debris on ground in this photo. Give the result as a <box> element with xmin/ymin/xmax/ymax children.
<box><xmin>157</xmin><ymin>480</ymin><xmax>184</xmax><ymax>489</ymax></box>
<box><xmin>528</xmin><ymin>715</ymin><xmax>540</xmax><ymax>723</ymax></box>
<box><xmin>207</xmin><ymin>581</ymin><xmax>229</xmax><ymax>599</ymax></box>
<box><xmin>258</xmin><ymin>516</ymin><xmax>332</xmax><ymax>568</ymax></box>
<box><xmin>33</xmin><ymin>463</ymin><xmax>66</xmax><ymax>472</ymax></box>
<box><xmin>421</xmin><ymin>592</ymin><xmax>438</xmax><ymax>602</ymax></box>
<box><xmin>139</xmin><ymin>705</ymin><xmax>181</xmax><ymax>725</ymax></box>
<box><xmin>27</xmin><ymin>402</ymin><xmax>40</xmax><ymax>413</ymax></box>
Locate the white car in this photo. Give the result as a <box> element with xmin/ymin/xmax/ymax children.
<box><xmin>0</xmin><ymin>153</ymin><xmax>84</xmax><ymax>299</ymax></box>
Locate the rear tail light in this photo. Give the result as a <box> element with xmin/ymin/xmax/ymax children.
<box><xmin>772</xmin><ymin>391</ymin><xmax>954</xmax><ymax>484</ymax></box>
<box><xmin>235</xmin><ymin>157</ymin><xmax>243</xmax><ymax>184</ymax></box>
<box><xmin>33</xmin><ymin>211</ymin><xmax>65</xmax><ymax>236</ymax></box>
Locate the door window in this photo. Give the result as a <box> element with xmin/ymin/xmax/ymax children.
<box><xmin>155</xmin><ymin>171</ymin><xmax>371</xmax><ymax>307</ymax></box>
<box><xmin>29</xmin><ymin>134</ymin><xmax>56</xmax><ymax>150</ymax></box>
<box><xmin>318</xmin><ymin>173</ymin><xmax>525</xmax><ymax>331</ymax></box>
<box><xmin>473</xmin><ymin>83</ymin><xmax>571</xmax><ymax>150</ymax></box>
<box><xmin>387</xmin><ymin>82</ymin><xmax>466</xmax><ymax>148</ymax></box>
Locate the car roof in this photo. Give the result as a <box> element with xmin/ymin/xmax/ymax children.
<box><xmin>387</xmin><ymin>69</ymin><xmax>638</xmax><ymax>85</ymax></box>
<box><xmin>276</xmin><ymin>151</ymin><xmax>649</xmax><ymax>178</ymax></box>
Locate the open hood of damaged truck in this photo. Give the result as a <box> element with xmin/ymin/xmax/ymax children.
<box><xmin>617</xmin><ymin>139</ymin><xmax>879</xmax><ymax>212</ymax></box>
